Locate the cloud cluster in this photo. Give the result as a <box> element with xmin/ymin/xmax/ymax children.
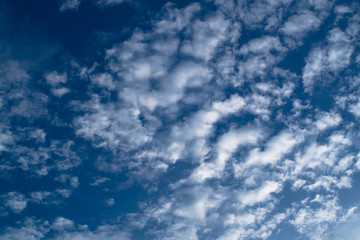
<box><xmin>1</xmin><ymin>0</ymin><xmax>360</xmax><ymax>239</ymax></box>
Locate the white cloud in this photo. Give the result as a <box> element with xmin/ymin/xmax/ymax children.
<box><xmin>0</xmin><ymin>218</ymin><xmax>47</xmax><ymax>240</ymax></box>
<box><xmin>159</xmin><ymin>62</ymin><xmax>212</xmax><ymax>106</ymax></box>
<box><xmin>90</xmin><ymin>177</ymin><xmax>110</xmax><ymax>186</ymax></box>
<box><xmin>96</xmin><ymin>0</ymin><xmax>127</xmax><ymax>7</ymax></box>
<box><xmin>281</xmin><ymin>11</ymin><xmax>321</xmax><ymax>36</ymax></box>
<box><xmin>55</xmin><ymin>175</ymin><xmax>80</xmax><ymax>188</ymax></box>
<box><xmin>218</xmin><ymin>202</ymin><xmax>284</xmax><ymax>240</ymax></box>
<box><xmin>70</xmin><ymin>177</ymin><xmax>79</xmax><ymax>188</ymax></box>
<box><xmin>181</xmin><ymin>14</ymin><xmax>229</xmax><ymax>61</ymax></box>
<box><xmin>90</xmin><ymin>73</ymin><xmax>115</xmax><ymax>90</ymax></box>
<box><xmin>242</xmin><ymin>130</ymin><xmax>302</xmax><ymax>168</ymax></box>
<box><xmin>224</xmin><ymin>212</ymin><xmax>256</xmax><ymax>226</ymax></box>
<box><xmin>59</xmin><ymin>0</ymin><xmax>81</xmax><ymax>11</ymax></box>
<box><xmin>349</xmin><ymin>100</ymin><xmax>360</xmax><ymax>117</ymax></box>
<box><xmin>52</xmin><ymin>217</ymin><xmax>74</xmax><ymax>231</ymax></box>
<box><xmin>29</xmin><ymin>129</ymin><xmax>46</xmax><ymax>143</ymax></box>
<box><xmin>53</xmin><ymin>224</ymin><xmax>131</xmax><ymax>240</ymax></box>
<box><xmin>326</xmin><ymin>209</ymin><xmax>360</xmax><ymax>240</ymax></box>
<box><xmin>56</xmin><ymin>189</ymin><xmax>72</xmax><ymax>198</ymax></box>
<box><xmin>238</xmin><ymin>56</ymin><xmax>272</xmax><ymax>81</ymax></box>
<box><xmin>302</xmin><ymin>47</ymin><xmax>325</xmax><ymax>91</ymax></box>
<box><xmin>290</xmin><ymin>196</ymin><xmax>351</xmax><ymax>240</ymax></box>
<box><xmin>306</xmin><ymin>175</ymin><xmax>352</xmax><ymax>191</ymax></box>
<box><xmin>74</xmin><ymin>95</ymin><xmax>154</xmax><ymax>150</ymax></box>
<box><xmin>190</xmin><ymin>127</ymin><xmax>262</xmax><ymax>182</ymax></box>
<box><xmin>0</xmin><ymin>139</ymin><xmax>80</xmax><ymax>177</ymax></box>
<box><xmin>293</xmin><ymin>133</ymin><xmax>351</xmax><ymax>175</ymax></box>
<box><xmin>2</xmin><ymin>1</ymin><xmax>360</xmax><ymax>240</ymax></box>
<box><xmin>0</xmin><ymin>61</ymin><xmax>48</xmax><ymax>121</ymax></box>
<box><xmin>108</xmin><ymin>43</ymin><xmax>213</xmax><ymax>112</ymax></box>
<box><xmin>2</xmin><ymin>192</ymin><xmax>27</xmax><ymax>214</ymax></box>
<box><xmin>334</xmin><ymin>155</ymin><xmax>354</xmax><ymax>173</ymax></box>
<box><xmin>326</xmin><ymin>29</ymin><xmax>354</xmax><ymax>71</ymax></box>
<box><xmin>0</xmin><ymin>218</ymin><xmax>130</xmax><ymax>240</ymax></box>
<box><xmin>236</xmin><ymin>0</ymin><xmax>292</xmax><ymax>30</ymax></box>
<box><xmin>29</xmin><ymin>190</ymin><xmax>69</xmax><ymax>207</ymax></box>
<box><xmin>240</xmin><ymin>36</ymin><xmax>285</xmax><ymax>55</ymax></box>
<box><xmin>159</xmin><ymin>224</ymin><xmax>198</xmax><ymax>240</ymax></box>
<box><xmin>174</xmin><ymin>187</ymin><xmax>223</xmax><ymax>220</ymax></box>
<box><xmin>256</xmin><ymin>211</ymin><xmax>289</xmax><ymax>239</ymax></box>
<box><xmin>50</xmin><ymin>141</ymin><xmax>81</xmax><ymax>171</ymax></box>
<box><xmin>30</xmin><ymin>191</ymin><xmax>51</xmax><ymax>203</ymax></box>
<box><xmin>166</xmin><ymin>94</ymin><xmax>246</xmax><ymax>163</ymax></box>
<box><xmin>154</xmin><ymin>3</ymin><xmax>201</xmax><ymax>34</ymax></box>
<box><xmin>0</xmin><ymin>125</ymin><xmax>13</xmax><ymax>152</ymax></box>
<box><xmin>106</xmin><ymin>198</ymin><xmax>115</xmax><ymax>207</ymax></box>
<box><xmin>51</xmin><ymin>87</ymin><xmax>70</xmax><ymax>97</ymax></box>
<box><xmin>45</xmin><ymin>71</ymin><xmax>70</xmax><ymax>96</ymax></box>
<box><xmin>212</xmin><ymin>95</ymin><xmax>246</xmax><ymax>115</ymax></box>
<box><xmin>45</xmin><ymin>71</ymin><xmax>67</xmax><ymax>86</ymax></box>
<box><xmin>238</xmin><ymin>181</ymin><xmax>282</xmax><ymax>207</ymax></box>
<box><xmin>334</xmin><ymin>5</ymin><xmax>352</xmax><ymax>15</ymax></box>
<box><xmin>315</xmin><ymin>112</ymin><xmax>342</xmax><ymax>130</ymax></box>
<box><xmin>303</xmin><ymin>27</ymin><xmax>355</xmax><ymax>91</ymax></box>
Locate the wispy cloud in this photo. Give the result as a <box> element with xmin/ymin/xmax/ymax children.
<box><xmin>59</xmin><ymin>0</ymin><xmax>81</xmax><ymax>11</ymax></box>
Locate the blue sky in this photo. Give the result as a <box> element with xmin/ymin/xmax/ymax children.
<box><xmin>1</xmin><ymin>0</ymin><xmax>360</xmax><ymax>239</ymax></box>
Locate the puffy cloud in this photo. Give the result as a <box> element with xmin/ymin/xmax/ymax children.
<box><xmin>190</xmin><ymin>126</ymin><xmax>262</xmax><ymax>182</ymax></box>
<box><xmin>0</xmin><ymin>218</ymin><xmax>47</xmax><ymax>240</ymax></box>
<box><xmin>180</xmin><ymin>13</ymin><xmax>231</xmax><ymax>61</ymax></box>
<box><xmin>315</xmin><ymin>111</ymin><xmax>342</xmax><ymax>130</ymax></box>
<box><xmin>74</xmin><ymin>95</ymin><xmax>155</xmax><ymax>151</ymax></box>
<box><xmin>55</xmin><ymin>175</ymin><xmax>80</xmax><ymax>188</ymax></box>
<box><xmin>281</xmin><ymin>11</ymin><xmax>321</xmax><ymax>36</ymax></box>
<box><xmin>235</xmin><ymin>0</ymin><xmax>293</xmax><ymax>30</ymax></box>
<box><xmin>167</xmin><ymin>94</ymin><xmax>246</xmax><ymax>163</ymax></box>
<box><xmin>290</xmin><ymin>196</ymin><xmax>353</xmax><ymax>240</ymax></box>
<box><xmin>51</xmin><ymin>87</ymin><xmax>70</xmax><ymax>97</ymax></box>
<box><xmin>239</xmin><ymin>36</ymin><xmax>285</xmax><ymax>55</ymax></box>
<box><xmin>293</xmin><ymin>133</ymin><xmax>351</xmax><ymax>175</ymax></box>
<box><xmin>238</xmin><ymin>181</ymin><xmax>282</xmax><ymax>207</ymax></box>
<box><xmin>30</xmin><ymin>191</ymin><xmax>52</xmax><ymax>204</ymax></box>
<box><xmin>174</xmin><ymin>186</ymin><xmax>223</xmax><ymax>220</ymax></box>
<box><xmin>303</xmin><ymin>27</ymin><xmax>355</xmax><ymax>91</ymax></box>
<box><xmin>302</xmin><ymin>47</ymin><xmax>325</xmax><ymax>90</ymax></box>
<box><xmin>45</xmin><ymin>71</ymin><xmax>70</xmax><ymax>97</ymax></box>
<box><xmin>0</xmin><ymin>61</ymin><xmax>48</xmax><ymax>121</ymax></box>
<box><xmin>0</xmin><ymin>125</ymin><xmax>13</xmax><ymax>152</ymax></box>
<box><xmin>349</xmin><ymin>100</ymin><xmax>360</xmax><ymax>117</ymax></box>
<box><xmin>45</xmin><ymin>71</ymin><xmax>67</xmax><ymax>86</ymax></box>
<box><xmin>1</xmin><ymin>192</ymin><xmax>27</xmax><ymax>214</ymax></box>
<box><xmin>237</xmin><ymin>36</ymin><xmax>288</xmax><ymax>82</ymax></box>
<box><xmin>90</xmin><ymin>73</ymin><xmax>115</xmax><ymax>90</ymax></box>
<box><xmin>51</xmin><ymin>217</ymin><xmax>74</xmax><ymax>231</ymax></box>
<box><xmin>56</xmin><ymin>189</ymin><xmax>72</xmax><ymax>198</ymax></box>
<box><xmin>242</xmin><ymin>130</ymin><xmax>302</xmax><ymax>168</ymax></box>
<box><xmin>105</xmin><ymin>198</ymin><xmax>115</xmax><ymax>207</ymax></box>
